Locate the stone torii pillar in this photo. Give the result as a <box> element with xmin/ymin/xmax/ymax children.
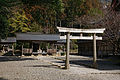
<box><xmin>65</xmin><ymin>32</ymin><xmax>70</xmax><ymax>69</ymax></box>
<box><xmin>93</xmin><ymin>33</ymin><xmax>97</xmax><ymax>68</ymax></box>
<box><xmin>57</xmin><ymin>27</ymin><xmax>105</xmax><ymax>69</ymax></box>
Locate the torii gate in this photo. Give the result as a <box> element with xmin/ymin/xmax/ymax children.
<box><xmin>57</xmin><ymin>27</ymin><xmax>105</xmax><ymax>69</ymax></box>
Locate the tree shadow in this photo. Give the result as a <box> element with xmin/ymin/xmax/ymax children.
<box><xmin>55</xmin><ymin>55</ymin><xmax>120</xmax><ymax>70</ymax></box>
<box><xmin>24</xmin><ymin>64</ymin><xmax>59</xmax><ymax>69</ymax></box>
<box><xmin>0</xmin><ymin>77</ymin><xmax>8</xmax><ymax>80</ymax></box>
<box><xmin>69</xmin><ymin>59</ymin><xmax>120</xmax><ymax>70</ymax></box>
<box><xmin>0</xmin><ymin>56</ymin><xmax>36</xmax><ymax>62</ymax></box>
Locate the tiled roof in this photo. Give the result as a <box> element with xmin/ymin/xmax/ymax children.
<box><xmin>16</xmin><ymin>33</ymin><xmax>61</xmax><ymax>41</ymax></box>
<box><xmin>0</xmin><ymin>37</ymin><xmax>16</xmax><ymax>43</ymax></box>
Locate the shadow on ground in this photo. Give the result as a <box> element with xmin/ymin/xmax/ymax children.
<box><xmin>53</xmin><ymin>55</ymin><xmax>120</xmax><ymax>70</ymax></box>
<box><xmin>0</xmin><ymin>77</ymin><xmax>8</xmax><ymax>80</ymax></box>
<box><xmin>24</xmin><ymin>65</ymin><xmax>59</xmax><ymax>69</ymax></box>
<box><xmin>1</xmin><ymin>51</ymin><xmax>14</xmax><ymax>56</ymax></box>
<box><xmin>0</xmin><ymin>56</ymin><xmax>36</xmax><ymax>62</ymax></box>
<box><xmin>69</xmin><ymin>59</ymin><xmax>120</xmax><ymax>70</ymax></box>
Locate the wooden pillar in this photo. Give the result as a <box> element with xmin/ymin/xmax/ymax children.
<box><xmin>46</xmin><ymin>45</ymin><xmax>48</xmax><ymax>50</ymax></box>
<box><xmin>39</xmin><ymin>44</ymin><xmax>41</xmax><ymax>50</ymax></box>
<box><xmin>46</xmin><ymin>44</ymin><xmax>49</xmax><ymax>56</ymax></box>
<box><xmin>56</xmin><ymin>45</ymin><xmax>59</xmax><ymax>56</ymax></box>
<box><xmin>63</xmin><ymin>45</ymin><xmax>65</xmax><ymax>53</ymax></box>
<box><xmin>3</xmin><ymin>45</ymin><xmax>5</xmax><ymax>53</ymax></box>
<box><xmin>56</xmin><ymin>45</ymin><xmax>57</xmax><ymax>50</ymax></box>
<box><xmin>93</xmin><ymin>33</ymin><xmax>97</xmax><ymax>68</ymax></box>
<box><xmin>38</xmin><ymin>44</ymin><xmax>42</xmax><ymax>56</ymax></box>
<box><xmin>22</xmin><ymin>44</ymin><xmax>24</xmax><ymax>56</ymax></box>
<box><xmin>12</xmin><ymin>44</ymin><xmax>15</xmax><ymax>56</ymax></box>
<box><xmin>80</xmin><ymin>33</ymin><xmax>83</xmax><ymax>37</ymax></box>
<box><xmin>60</xmin><ymin>20</ymin><xmax>61</xmax><ymax>27</ymax></box>
<box><xmin>55</xmin><ymin>45</ymin><xmax>57</xmax><ymax>52</ymax></box>
<box><xmin>32</xmin><ymin>43</ymin><xmax>33</xmax><ymax>56</ymax></box>
<box><xmin>65</xmin><ymin>32</ymin><xmax>70</xmax><ymax>69</ymax></box>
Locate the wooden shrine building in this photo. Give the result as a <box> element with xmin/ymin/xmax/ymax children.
<box><xmin>16</xmin><ymin>33</ymin><xmax>66</xmax><ymax>56</ymax></box>
<box><xmin>0</xmin><ymin>37</ymin><xmax>16</xmax><ymax>55</ymax></box>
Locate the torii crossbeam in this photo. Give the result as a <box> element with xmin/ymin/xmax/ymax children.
<box><xmin>57</xmin><ymin>27</ymin><xmax>105</xmax><ymax>69</ymax></box>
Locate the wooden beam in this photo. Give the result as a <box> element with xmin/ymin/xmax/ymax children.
<box><xmin>57</xmin><ymin>27</ymin><xmax>105</xmax><ymax>33</ymax></box>
<box><xmin>65</xmin><ymin>32</ymin><xmax>70</xmax><ymax>69</ymax></box>
<box><xmin>60</xmin><ymin>36</ymin><xmax>102</xmax><ymax>40</ymax></box>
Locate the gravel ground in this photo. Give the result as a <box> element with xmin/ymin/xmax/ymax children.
<box><xmin>0</xmin><ymin>56</ymin><xmax>120</xmax><ymax>80</ymax></box>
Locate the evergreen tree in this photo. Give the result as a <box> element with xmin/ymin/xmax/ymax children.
<box><xmin>0</xmin><ymin>0</ymin><xmax>22</xmax><ymax>38</ymax></box>
<box><xmin>0</xmin><ymin>0</ymin><xmax>9</xmax><ymax>39</ymax></box>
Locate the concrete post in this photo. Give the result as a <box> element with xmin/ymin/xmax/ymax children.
<box><xmin>93</xmin><ymin>33</ymin><xmax>97</xmax><ymax>68</ymax></box>
<box><xmin>65</xmin><ymin>32</ymin><xmax>70</xmax><ymax>69</ymax></box>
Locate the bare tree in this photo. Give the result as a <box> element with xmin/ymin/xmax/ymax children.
<box><xmin>73</xmin><ymin>0</ymin><xmax>120</xmax><ymax>55</ymax></box>
<box><xmin>93</xmin><ymin>1</ymin><xmax>120</xmax><ymax>55</ymax></box>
